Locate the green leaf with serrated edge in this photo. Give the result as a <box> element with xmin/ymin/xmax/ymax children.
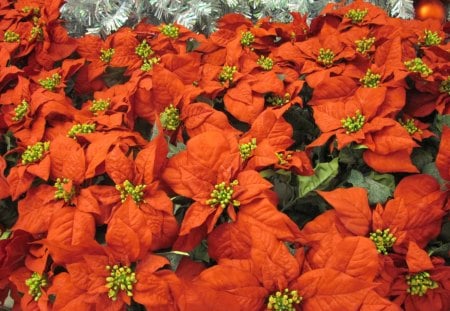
<box><xmin>297</xmin><ymin>157</ymin><xmax>339</xmax><ymax>198</ymax></box>
<box><xmin>368</xmin><ymin>171</ymin><xmax>395</xmax><ymax>191</ymax></box>
<box><xmin>347</xmin><ymin>170</ymin><xmax>393</xmax><ymax>205</ymax></box>
<box><xmin>411</xmin><ymin>148</ymin><xmax>434</xmax><ymax>171</ymax></box>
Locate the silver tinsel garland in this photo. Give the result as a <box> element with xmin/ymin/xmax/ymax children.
<box><xmin>60</xmin><ymin>0</ymin><xmax>449</xmax><ymax>37</ymax></box>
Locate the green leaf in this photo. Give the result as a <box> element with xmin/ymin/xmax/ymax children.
<box><xmin>368</xmin><ymin>171</ymin><xmax>395</xmax><ymax>190</ymax></box>
<box><xmin>347</xmin><ymin>170</ymin><xmax>393</xmax><ymax>205</ymax></box>
<box><xmin>338</xmin><ymin>146</ymin><xmax>364</xmax><ymax>166</ymax></box>
<box><xmin>428</xmin><ymin>242</ymin><xmax>450</xmax><ymax>258</ymax></box>
<box><xmin>259</xmin><ymin>169</ymin><xmax>276</xmax><ymax>179</ymax></box>
<box><xmin>431</xmin><ymin>113</ymin><xmax>450</xmax><ymax>135</ymax></box>
<box><xmin>422</xmin><ymin>162</ymin><xmax>446</xmax><ymax>188</ymax></box>
<box><xmin>167</xmin><ymin>141</ymin><xmax>186</xmax><ymax>158</ymax></box>
<box><xmin>411</xmin><ymin>148</ymin><xmax>434</xmax><ymax>171</ymax></box>
<box><xmin>186</xmin><ymin>38</ymin><xmax>200</xmax><ymax>52</ymax></box>
<box><xmin>190</xmin><ymin>240</ymin><xmax>209</xmax><ymax>263</ymax></box>
<box><xmin>157</xmin><ymin>251</ymin><xmax>190</xmax><ymax>271</ymax></box>
<box><xmin>0</xmin><ymin>229</ymin><xmax>11</xmax><ymax>240</ymax></box>
<box><xmin>297</xmin><ymin>157</ymin><xmax>339</xmax><ymax>198</ymax></box>
<box><xmin>276</xmin><ymin>73</ymin><xmax>285</xmax><ymax>81</ymax></box>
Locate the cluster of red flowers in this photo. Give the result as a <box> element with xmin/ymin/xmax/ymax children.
<box><xmin>0</xmin><ymin>0</ymin><xmax>449</xmax><ymax>310</ymax></box>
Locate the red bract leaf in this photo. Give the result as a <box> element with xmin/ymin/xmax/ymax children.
<box><xmin>133</xmin><ymin>254</ymin><xmax>176</xmax><ymax>310</ymax></box>
<box><xmin>175</xmin><ymin>258</ymin><xmax>206</xmax><ymax>281</ymax></box>
<box><xmin>181</xmin><ymin>102</ymin><xmax>241</xmax><ymax>138</ymax></box>
<box><xmin>238</xmin><ymin>198</ymin><xmax>302</xmax><ymax>241</ymax></box>
<box><xmin>0</xmin><ymin>230</ymin><xmax>33</xmax><ymax>280</ymax></box>
<box><xmin>374</xmin><ymin>37</ymin><xmax>404</xmax><ymax>77</ymax></box>
<box><xmin>49</xmin><ymin>135</ymin><xmax>86</xmax><ymax>184</ymax></box>
<box><xmin>163</xmin><ymin>130</ymin><xmax>240</xmax><ymax>200</ymax></box>
<box><xmin>250</xmin><ymin>71</ymin><xmax>284</xmax><ymax>94</ymax></box>
<box><xmin>246</xmin><ymin>223</ymin><xmax>301</xmax><ymax>291</ymax></box>
<box><xmin>305</xmin><ymin>233</ymin><xmax>344</xmax><ymax>270</ymax></box>
<box><xmin>325</xmin><ymin>236</ymin><xmax>379</xmax><ymax>282</ymax></box>
<box><xmin>405</xmin><ymin>242</ymin><xmax>434</xmax><ymax>273</ymax></box>
<box><xmin>13</xmin><ymin>185</ymin><xmax>59</xmax><ymax>234</ymax></box>
<box><xmin>187</xmin><ymin>265</ymin><xmax>268</xmax><ymax>311</ymax></box>
<box><xmin>49</xmin><ymin>273</ymin><xmax>90</xmax><ymax>310</ymax></box>
<box><xmin>244</xmin><ymin>108</ymin><xmax>293</xmax><ymax>150</ymax></box>
<box><xmin>106</xmin><ymin>198</ymin><xmax>153</xmax><ymax>261</ymax></box>
<box><xmin>360</xmin><ymin>290</ymin><xmax>402</xmax><ymax>311</ymax></box>
<box><xmin>46</xmin><ymin>208</ymin><xmax>96</xmax><ymax>249</ymax></box>
<box><xmin>105</xmin><ymin>145</ymin><xmax>135</xmax><ymax>185</ymax></box>
<box><xmin>393</xmin><ymin>174</ymin><xmax>441</xmax><ymax>204</ymax></box>
<box><xmin>436</xmin><ymin>126</ymin><xmax>450</xmax><ymax>182</ymax></box>
<box><xmin>135</xmin><ymin>128</ymin><xmax>168</xmax><ymax>184</ymax></box>
<box><xmin>6</xmin><ymin>165</ymin><xmax>34</xmax><ymax>201</ymax></box>
<box><xmin>160</xmin><ymin>53</ymin><xmax>202</xmax><ymax>85</ymax></box>
<box><xmin>141</xmin><ymin>202</ymin><xmax>178</xmax><ymax>251</ymax></box>
<box><xmin>0</xmin><ymin>156</ymin><xmax>9</xmax><ymax>199</ymax></box>
<box><xmin>317</xmin><ymin>188</ymin><xmax>372</xmax><ymax>236</ymax></box>
<box><xmin>84</xmin><ymin>132</ymin><xmax>145</xmax><ymax>179</ymax></box>
<box><xmin>207</xmin><ymin>222</ymin><xmax>252</xmax><ymax>260</ymax></box>
<box><xmin>105</xmin><ymin>216</ymin><xmax>140</xmax><ymax>262</ymax></box>
<box><xmin>224</xmin><ymin>83</ymin><xmax>264</xmax><ymax>124</ymax></box>
<box><xmin>25</xmin><ymin>154</ymin><xmax>51</xmax><ymax>181</ymax></box>
<box><xmin>294</xmin><ymin>268</ymin><xmax>375</xmax><ymax>311</ymax></box>
<box><xmin>363</xmin><ymin>149</ymin><xmax>418</xmax><ymax>173</ymax></box>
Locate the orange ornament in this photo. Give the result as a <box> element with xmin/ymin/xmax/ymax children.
<box><xmin>414</xmin><ymin>0</ymin><xmax>447</xmax><ymax>21</ymax></box>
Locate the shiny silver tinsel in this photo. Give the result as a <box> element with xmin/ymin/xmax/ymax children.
<box><xmin>59</xmin><ymin>0</ymin><xmax>448</xmax><ymax>38</ymax></box>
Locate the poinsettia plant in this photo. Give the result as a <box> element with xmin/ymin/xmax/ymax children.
<box><xmin>0</xmin><ymin>0</ymin><xmax>449</xmax><ymax>310</ymax></box>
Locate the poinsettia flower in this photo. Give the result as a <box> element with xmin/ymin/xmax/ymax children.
<box><xmin>236</xmin><ymin>108</ymin><xmax>312</xmax><ymax>174</ymax></box>
<box><xmin>101</xmin><ymin>125</ymin><xmax>178</xmax><ymax>251</ymax></box>
<box><xmin>397</xmin><ymin>114</ymin><xmax>435</xmax><ymax>142</ymax></box>
<box><xmin>9</xmin><ymin>266</ymin><xmax>53</xmax><ymax>311</ymax></box>
<box><xmin>129</xmin><ymin>65</ymin><xmax>187</xmax><ymax>131</ymax></box>
<box><xmin>326</xmin><ymin>0</ymin><xmax>389</xmax><ymax>31</ymax></box>
<box><xmin>103</xmin><ymin>26</ymin><xmax>163</xmax><ymax>75</ymax></box>
<box><xmin>0</xmin><ymin>0</ymin><xmax>77</xmax><ymax>69</ymax></box>
<box><xmin>389</xmin><ymin>242</ymin><xmax>450</xmax><ymax>311</ymax></box>
<box><xmin>1</xmin><ymin>75</ymin><xmax>84</xmax><ymax>146</ymax></box>
<box><xmin>302</xmin><ymin>175</ymin><xmax>447</xmax><ymax>257</ymax></box>
<box><xmin>6</xmin><ymin>140</ymin><xmax>51</xmax><ymax>200</ymax></box>
<box><xmin>47</xmin><ymin>241</ymin><xmax>175</xmax><ymax>311</ymax></box>
<box><xmin>162</xmin><ymin>130</ymin><xmax>276</xmax><ymax>251</ymax></box>
<box><xmin>282</xmin><ymin>24</ymin><xmax>355</xmax><ymax>89</ymax></box>
<box><xmin>78</xmin><ymin>82</ymin><xmax>135</xmax><ymax>130</ymax></box>
<box><xmin>134</xmin><ymin>21</ymin><xmax>206</xmax><ymax>55</ymax></box>
<box><xmin>269</xmin><ymin>12</ymin><xmax>309</xmax><ymax>43</ymax></box>
<box><xmin>309</xmin><ymin>88</ymin><xmax>418</xmax><ymax>172</ymax></box>
<box><xmin>28</xmin><ymin>58</ymin><xmax>84</xmax><ymax>95</ymax></box>
<box><xmin>208</xmin><ymin>219</ymin><xmax>387</xmax><ymax>311</ymax></box>
<box><xmin>198</xmin><ymin>13</ymin><xmax>277</xmax><ymax>67</ymax></box>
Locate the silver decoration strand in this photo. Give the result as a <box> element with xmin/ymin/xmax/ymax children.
<box><xmin>389</xmin><ymin>0</ymin><xmax>415</xmax><ymax>19</ymax></box>
<box><xmin>60</xmin><ymin>0</ymin><xmax>448</xmax><ymax>37</ymax></box>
